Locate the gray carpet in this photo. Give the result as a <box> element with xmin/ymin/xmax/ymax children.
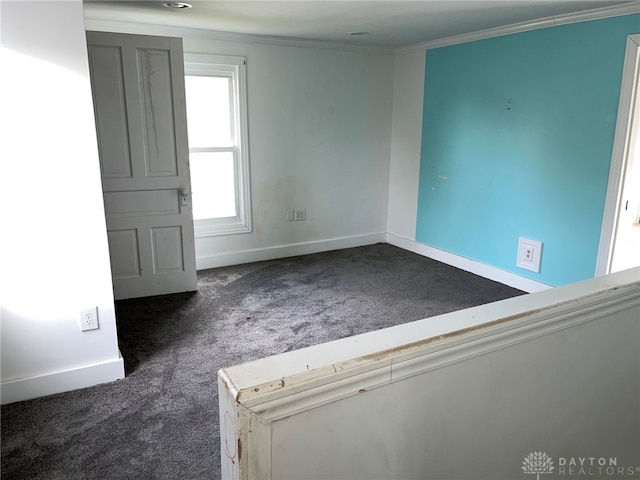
<box><xmin>1</xmin><ymin>244</ymin><xmax>524</xmax><ymax>479</ymax></box>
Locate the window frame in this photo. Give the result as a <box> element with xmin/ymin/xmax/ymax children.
<box><xmin>184</xmin><ymin>53</ymin><xmax>252</xmax><ymax>237</ymax></box>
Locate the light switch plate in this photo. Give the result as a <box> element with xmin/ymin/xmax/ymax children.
<box><xmin>517</xmin><ymin>237</ymin><xmax>542</xmax><ymax>273</ymax></box>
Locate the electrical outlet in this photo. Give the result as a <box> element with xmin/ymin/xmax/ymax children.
<box><xmin>80</xmin><ymin>307</ymin><xmax>99</xmax><ymax>332</ymax></box>
<box><xmin>516</xmin><ymin>237</ymin><xmax>542</xmax><ymax>273</ymax></box>
<box><xmin>294</xmin><ymin>208</ymin><xmax>306</xmax><ymax>221</ymax></box>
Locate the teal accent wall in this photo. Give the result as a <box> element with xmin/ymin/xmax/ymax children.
<box><xmin>416</xmin><ymin>14</ymin><xmax>640</xmax><ymax>286</ymax></box>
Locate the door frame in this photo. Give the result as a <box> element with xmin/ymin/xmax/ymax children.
<box><xmin>596</xmin><ymin>34</ymin><xmax>640</xmax><ymax>276</ymax></box>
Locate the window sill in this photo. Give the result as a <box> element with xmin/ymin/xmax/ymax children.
<box><xmin>195</xmin><ymin>217</ymin><xmax>252</xmax><ymax>238</ymax></box>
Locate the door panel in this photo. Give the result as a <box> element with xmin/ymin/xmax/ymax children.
<box><xmin>88</xmin><ymin>45</ymin><xmax>133</xmax><ymax>179</ymax></box>
<box><xmin>151</xmin><ymin>226</ymin><xmax>185</xmax><ymax>273</ymax></box>
<box><xmin>87</xmin><ymin>31</ymin><xmax>196</xmax><ymax>300</ymax></box>
<box><xmin>107</xmin><ymin>230</ymin><xmax>141</xmax><ymax>279</ymax></box>
<box><xmin>137</xmin><ymin>48</ymin><xmax>179</xmax><ymax>177</ymax></box>
<box><xmin>104</xmin><ymin>190</ymin><xmax>180</xmax><ymax>217</ymax></box>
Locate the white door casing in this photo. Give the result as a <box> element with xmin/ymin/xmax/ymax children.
<box><xmin>87</xmin><ymin>31</ymin><xmax>196</xmax><ymax>300</ymax></box>
<box><xmin>610</xmin><ymin>63</ymin><xmax>640</xmax><ymax>273</ymax></box>
<box><xmin>596</xmin><ymin>34</ymin><xmax>640</xmax><ymax>276</ymax></box>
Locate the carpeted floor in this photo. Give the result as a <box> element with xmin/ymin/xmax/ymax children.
<box><xmin>1</xmin><ymin>244</ymin><xmax>524</xmax><ymax>480</ymax></box>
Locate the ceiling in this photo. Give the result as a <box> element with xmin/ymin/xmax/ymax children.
<box><xmin>83</xmin><ymin>0</ymin><xmax>638</xmax><ymax>49</ymax></box>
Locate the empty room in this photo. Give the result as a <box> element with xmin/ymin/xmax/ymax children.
<box><xmin>1</xmin><ymin>1</ymin><xmax>639</xmax><ymax>479</ymax></box>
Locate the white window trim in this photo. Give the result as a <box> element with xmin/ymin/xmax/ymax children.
<box><xmin>184</xmin><ymin>53</ymin><xmax>252</xmax><ymax>237</ymax></box>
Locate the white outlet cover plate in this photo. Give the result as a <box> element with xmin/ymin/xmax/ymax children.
<box><xmin>80</xmin><ymin>307</ymin><xmax>99</xmax><ymax>331</ymax></box>
<box><xmin>294</xmin><ymin>208</ymin><xmax>306</xmax><ymax>221</ymax></box>
<box><xmin>517</xmin><ymin>237</ymin><xmax>542</xmax><ymax>273</ymax></box>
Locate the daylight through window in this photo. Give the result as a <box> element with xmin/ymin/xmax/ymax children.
<box><xmin>184</xmin><ymin>54</ymin><xmax>251</xmax><ymax>236</ymax></box>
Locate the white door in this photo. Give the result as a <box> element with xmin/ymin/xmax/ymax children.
<box><xmin>87</xmin><ymin>31</ymin><xmax>196</xmax><ymax>300</ymax></box>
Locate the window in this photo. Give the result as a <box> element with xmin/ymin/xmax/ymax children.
<box><xmin>184</xmin><ymin>54</ymin><xmax>251</xmax><ymax>236</ymax></box>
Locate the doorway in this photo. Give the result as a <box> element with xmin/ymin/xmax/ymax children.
<box><xmin>596</xmin><ymin>34</ymin><xmax>640</xmax><ymax>276</ymax></box>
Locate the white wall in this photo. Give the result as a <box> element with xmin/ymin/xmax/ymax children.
<box><xmin>81</xmin><ymin>16</ymin><xmax>396</xmax><ymax>269</ymax></box>
<box><xmin>386</xmin><ymin>50</ymin><xmax>425</xmax><ymax>240</ymax></box>
<box><xmin>0</xmin><ymin>0</ymin><xmax>124</xmax><ymax>404</ymax></box>
<box><xmin>185</xmin><ymin>39</ymin><xmax>395</xmax><ymax>268</ymax></box>
<box><xmin>220</xmin><ymin>267</ymin><xmax>640</xmax><ymax>479</ymax></box>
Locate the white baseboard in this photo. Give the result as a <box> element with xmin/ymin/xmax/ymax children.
<box><xmin>1</xmin><ymin>354</ymin><xmax>125</xmax><ymax>405</ymax></box>
<box><xmin>386</xmin><ymin>233</ymin><xmax>552</xmax><ymax>293</ymax></box>
<box><xmin>196</xmin><ymin>233</ymin><xmax>386</xmax><ymax>270</ymax></box>
<box><xmin>195</xmin><ymin>231</ymin><xmax>551</xmax><ymax>292</ymax></box>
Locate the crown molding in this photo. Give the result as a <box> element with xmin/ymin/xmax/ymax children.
<box><xmin>82</xmin><ymin>18</ymin><xmax>394</xmax><ymax>55</ymax></box>
<box><xmin>395</xmin><ymin>1</ymin><xmax>640</xmax><ymax>55</ymax></box>
<box><xmin>84</xmin><ymin>2</ymin><xmax>639</xmax><ymax>57</ymax></box>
